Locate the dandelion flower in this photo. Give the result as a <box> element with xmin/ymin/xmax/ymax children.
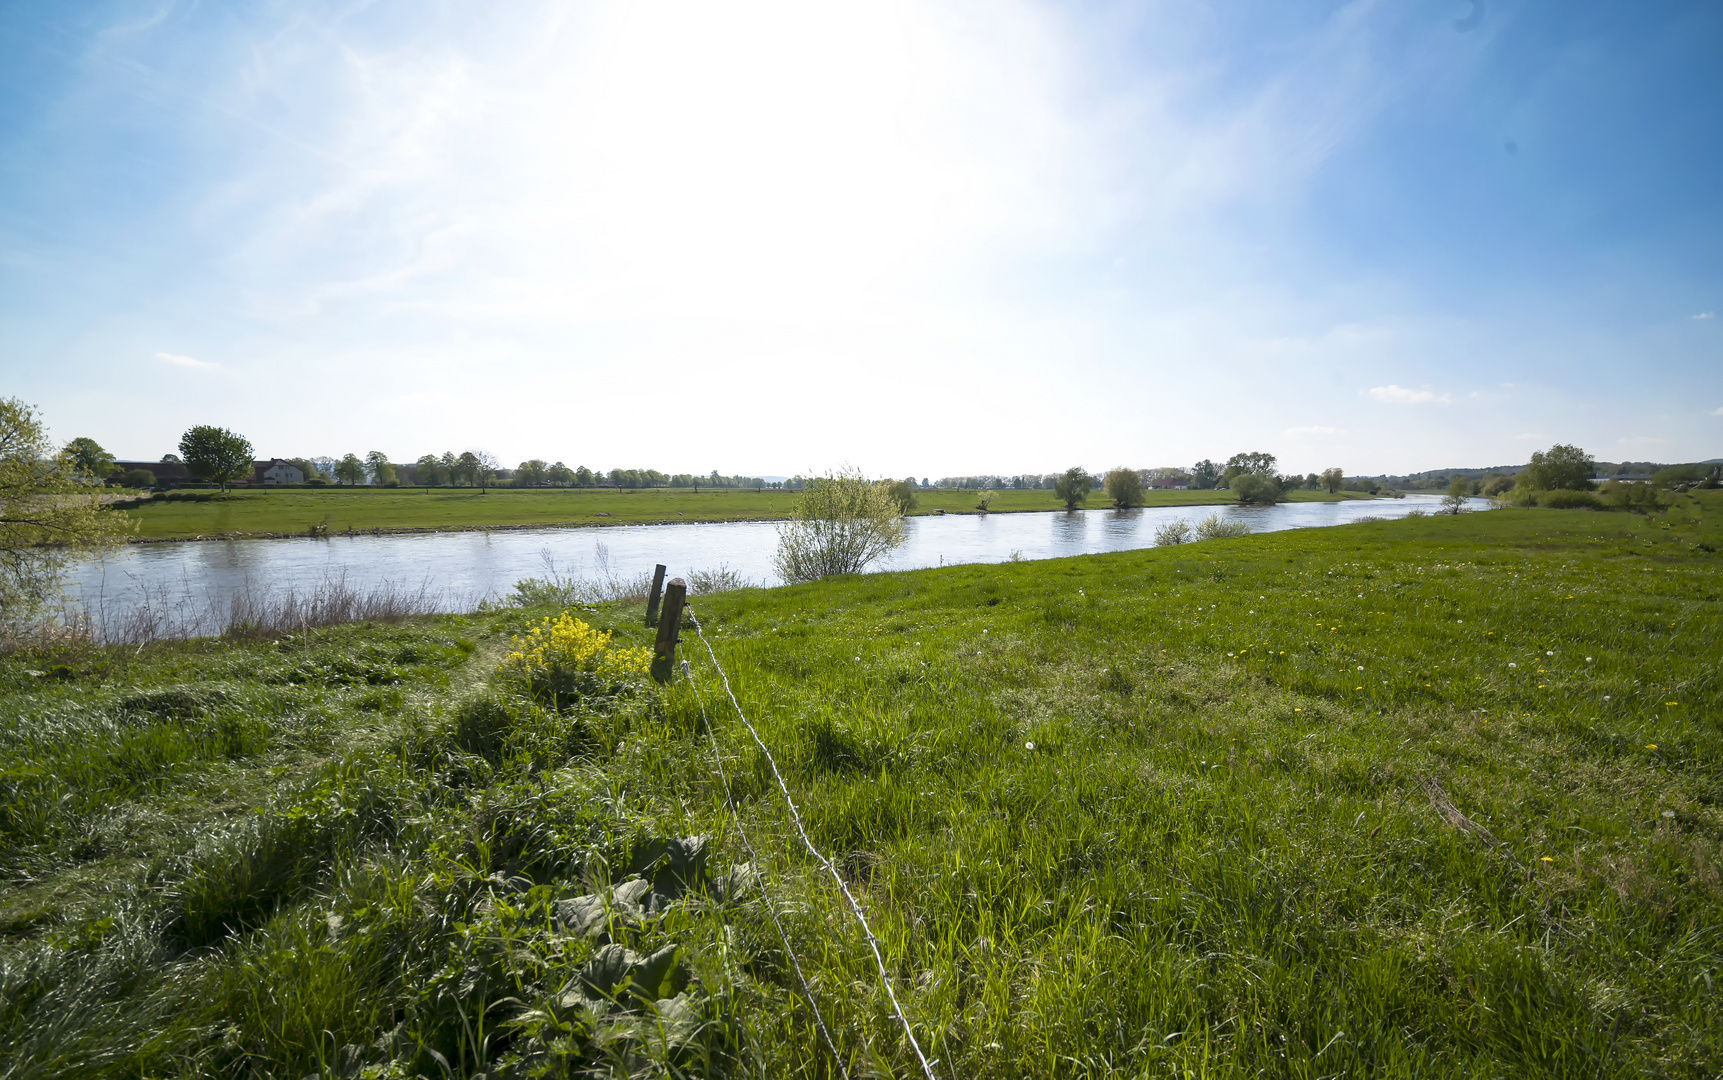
<box><xmin>1646</xmin><ymin>744</ymin><xmax>1657</xmax><ymax>750</ymax></box>
<box><xmin>1540</xmin><ymin>857</ymin><xmax>1553</xmax><ymax>863</ymax></box>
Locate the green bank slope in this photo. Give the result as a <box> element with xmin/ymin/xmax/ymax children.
<box><xmin>2</xmin><ymin>498</ymin><xmax>1719</xmax><ymax>1077</ymax></box>
<box><xmin>119</xmin><ymin>486</ymin><xmax>1376</xmax><ymax>541</ymax></box>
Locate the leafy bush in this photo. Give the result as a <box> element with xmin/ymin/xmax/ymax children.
<box><xmin>1600</xmin><ymin>479</ymin><xmax>1663</xmax><ymax>512</ymax></box>
<box><xmin>773</xmin><ymin>468</ymin><xmax>908</xmax><ymax>583</ymax></box>
<box><xmin>1539</xmin><ymin>489</ymin><xmax>1602</xmax><ymax>510</ymax></box>
<box><xmin>1194</xmin><ymin>513</ymin><xmax>1251</xmax><ymax>540</ymax></box>
<box><xmin>1230</xmin><ymin>472</ymin><xmax>1280</xmax><ymax>505</ymax></box>
<box><xmin>883</xmin><ymin>479</ymin><xmax>919</xmax><ymax>513</ymax></box>
<box><xmin>1154</xmin><ymin>519</ymin><xmax>1192</xmax><ymax>545</ymax></box>
<box><xmin>1104</xmin><ymin>468</ymin><xmax>1144</xmax><ymax>509</ymax></box>
<box><xmin>1521</xmin><ymin>444</ymin><xmax>1595</xmax><ymax>491</ymax></box>
<box><xmin>1053</xmin><ymin>467</ymin><xmax>1091</xmax><ymax>510</ymax></box>
<box><xmin>688</xmin><ymin>564</ymin><xmax>755</xmax><ymax>594</ymax></box>
<box><xmin>119</xmin><ymin>468</ymin><xmax>155</xmax><ymax>488</ymax></box>
<box><xmin>974</xmin><ymin>489</ymin><xmax>998</xmax><ymax>511</ymax></box>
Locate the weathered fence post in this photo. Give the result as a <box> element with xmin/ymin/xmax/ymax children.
<box><xmin>645</xmin><ymin>564</ymin><xmax>667</xmax><ymax>627</ymax></box>
<box><xmin>650</xmin><ymin>577</ymin><xmax>686</xmax><ymax>684</ymax></box>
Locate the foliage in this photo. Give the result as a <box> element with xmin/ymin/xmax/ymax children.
<box><xmin>1539</xmin><ymin>488</ymin><xmax>1602</xmax><ymax>510</ymax></box>
<box><xmin>515</xmin><ymin>459</ymin><xmax>549</xmax><ymax>487</ymax></box>
<box><xmin>1521</xmin><ymin>443</ymin><xmax>1596</xmax><ymax>492</ymax></box>
<box><xmin>502</xmin><ymin>611</ymin><xmax>652</xmax><ymax>708</ymax></box>
<box><xmin>687</xmin><ymin>564</ymin><xmax>756</xmax><ymax>594</ymax></box>
<box><xmin>119</xmin><ymin>468</ymin><xmax>155</xmax><ymax>488</ymax></box>
<box><xmin>0</xmin><ymin>400</ymin><xmax>132</xmax><ymax>628</ymax></box>
<box><xmin>883</xmin><ymin>478</ymin><xmax>919</xmax><ymax>514</ymax></box>
<box><xmin>1103</xmin><ymin>467</ymin><xmax>1144</xmax><ymax>509</ymax></box>
<box><xmin>1652</xmin><ymin>464</ymin><xmax>1703</xmax><ymax>489</ymax></box>
<box><xmin>363</xmin><ymin>451</ymin><xmax>396</xmax><ymax>487</ymax></box>
<box><xmin>773</xmin><ymin>468</ymin><xmax>908</xmax><ymax>583</ymax></box>
<box><xmin>61</xmin><ymin>437</ymin><xmax>114</xmax><ymax>482</ymax></box>
<box><xmin>1320</xmin><ymin>466</ymin><xmax>1345</xmax><ymax>494</ymax></box>
<box><xmin>1194</xmin><ymin>511</ymin><xmax>1252</xmax><ymax>539</ymax></box>
<box><xmin>333</xmin><ymin>454</ymin><xmax>365</xmax><ymax>486</ymax></box>
<box><xmin>1153</xmin><ymin>518</ymin><xmax>1191</xmax><ymax>545</ymax></box>
<box><xmin>1442</xmin><ymin>475</ymin><xmax>1469</xmax><ymax>515</ymax></box>
<box><xmin>1189</xmin><ymin>458</ymin><xmax>1220</xmax><ymax>489</ymax></box>
<box><xmin>1222</xmin><ymin>451</ymin><xmax>1277</xmax><ymax>487</ymax></box>
<box><xmin>1600</xmin><ymin>479</ymin><xmax>1663</xmax><ymax>512</ymax></box>
<box><xmin>414</xmin><ymin>453</ymin><xmax>447</xmax><ymax>486</ymax></box>
<box><xmin>1481</xmin><ymin>473</ymin><xmax>1515</xmax><ymax>497</ymax></box>
<box><xmin>177</xmin><ymin>425</ymin><xmax>254</xmax><ymax>491</ymax></box>
<box><xmin>1053</xmin><ymin>466</ymin><xmax>1092</xmax><ymax>510</ymax></box>
<box><xmin>1230</xmin><ymin>472</ymin><xmax>1280</xmax><ymax>505</ymax></box>
<box><xmin>974</xmin><ymin>488</ymin><xmax>998</xmax><ymax>511</ymax></box>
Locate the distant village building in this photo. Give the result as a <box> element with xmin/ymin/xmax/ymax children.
<box><xmin>255</xmin><ymin>459</ymin><xmax>305</xmax><ymax>484</ymax></box>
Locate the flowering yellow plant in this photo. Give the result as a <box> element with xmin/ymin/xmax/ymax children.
<box><xmin>503</xmin><ymin>613</ymin><xmax>652</xmax><ymax>701</ymax></box>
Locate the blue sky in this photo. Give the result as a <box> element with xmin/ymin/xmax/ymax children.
<box><xmin>1</xmin><ymin>0</ymin><xmax>1718</xmax><ymax>477</ymax></box>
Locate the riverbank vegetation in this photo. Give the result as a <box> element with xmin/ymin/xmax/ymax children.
<box><xmin>2</xmin><ymin>498</ymin><xmax>1719</xmax><ymax>1076</ymax></box>
<box><xmin>111</xmin><ymin>485</ymin><xmax>1382</xmax><ymax>542</ymax></box>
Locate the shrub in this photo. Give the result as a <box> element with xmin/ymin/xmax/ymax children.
<box><xmin>1154</xmin><ymin>519</ymin><xmax>1192</xmax><ymax>545</ymax></box>
<box><xmin>501</xmin><ymin>613</ymin><xmax>651</xmax><ymax>709</ymax></box>
<box><xmin>773</xmin><ymin>468</ymin><xmax>908</xmax><ymax>583</ymax></box>
<box><xmin>1053</xmin><ymin>467</ymin><xmax>1092</xmax><ymax>510</ymax></box>
<box><xmin>1194</xmin><ymin>513</ymin><xmax>1251</xmax><ymax>540</ymax></box>
<box><xmin>1104</xmin><ymin>468</ymin><xmax>1144</xmax><ymax>509</ymax></box>
<box><xmin>688</xmin><ymin>564</ymin><xmax>755</xmax><ymax>594</ymax></box>
<box><xmin>119</xmin><ymin>468</ymin><xmax>155</xmax><ymax>488</ymax></box>
<box><xmin>1600</xmin><ymin>479</ymin><xmax>1663</xmax><ymax>512</ymax></box>
<box><xmin>1540</xmin><ymin>489</ymin><xmax>1602</xmax><ymax>510</ymax></box>
<box><xmin>1230</xmin><ymin>472</ymin><xmax>1280</xmax><ymax>505</ymax></box>
<box><xmin>883</xmin><ymin>479</ymin><xmax>919</xmax><ymax>514</ymax></box>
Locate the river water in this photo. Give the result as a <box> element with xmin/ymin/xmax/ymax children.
<box><xmin>68</xmin><ymin>495</ymin><xmax>1481</xmax><ymax>630</ymax></box>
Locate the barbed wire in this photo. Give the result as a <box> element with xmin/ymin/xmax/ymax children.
<box><xmin>687</xmin><ymin>607</ymin><xmax>941</xmax><ymax>1080</ymax></box>
<box><xmin>684</xmin><ymin>662</ymin><xmax>853</xmax><ymax>1080</ymax></box>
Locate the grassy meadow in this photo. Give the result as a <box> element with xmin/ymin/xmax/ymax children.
<box><xmin>117</xmin><ymin>485</ymin><xmax>1378</xmax><ymax>541</ymax></box>
<box><xmin>2</xmin><ymin>496</ymin><xmax>1719</xmax><ymax>1077</ymax></box>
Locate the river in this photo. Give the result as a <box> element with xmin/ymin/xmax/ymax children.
<box><xmin>67</xmin><ymin>495</ymin><xmax>1483</xmax><ymax>634</ymax></box>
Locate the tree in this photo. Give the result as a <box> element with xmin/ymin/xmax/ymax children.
<box><xmin>1054</xmin><ymin>467</ymin><xmax>1092</xmax><ymax>510</ymax></box>
<box><xmin>883</xmin><ymin>479</ymin><xmax>919</xmax><ymax>514</ymax></box>
<box><xmin>472</xmin><ymin>451</ymin><xmax>500</xmax><ymax>492</ymax></box>
<box><xmin>178</xmin><ymin>425</ymin><xmax>254</xmax><ymax>491</ymax></box>
<box><xmin>773</xmin><ymin>468</ymin><xmax>909</xmax><ymax>583</ymax></box>
<box><xmin>573</xmin><ymin>465</ymin><xmax>594</xmax><ymax>487</ymax></box>
<box><xmin>1521</xmin><ymin>444</ymin><xmax>1595</xmax><ymax>491</ymax></box>
<box><xmin>286</xmin><ymin>458</ymin><xmax>318</xmax><ymax>485</ymax></box>
<box><xmin>516</xmin><ymin>459</ymin><xmax>549</xmax><ymax>487</ymax></box>
<box><xmin>365</xmin><ymin>451</ymin><xmax>396</xmax><ymax>487</ymax></box>
<box><xmin>1442</xmin><ymin>475</ymin><xmax>1469</xmax><ymax>515</ymax></box>
<box><xmin>415</xmin><ymin>454</ymin><xmax>446</xmax><ymax>486</ymax></box>
<box><xmin>1222</xmin><ymin>452</ymin><xmax>1278</xmax><ymax>488</ymax></box>
<box><xmin>1</xmin><ymin>399</ymin><xmax>132</xmax><ymax>627</ymax></box>
<box><xmin>1320</xmin><ymin>467</ymin><xmax>1344</xmax><ymax>494</ymax></box>
<box><xmin>547</xmin><ymin>461</ymin><xmax>575</xmax><ymax>487</ymax></box>
<box><xmin>1189</xmin><ymin>459</ymin><xmax>1220</xmax><ymax>490</ymax></box>
<box><xmin>974</xmin><ymin>489</ymin><xmax>998</xmax><ymax>511</ymax></box>
<box><xmin>160</xmin><ymin>453</ymin><xmax>182</xmax><ymax>464</ymax></box>
<box><xmin>63</xmin><ymin>437</ymin><xmax>115</xmax><ymax>482</ymax></box>
<box><xmin>1231</xmin><ymin>472</ymin><xmax>1281</xmax><ymax>505</ymax></box>
<box><xmin>119</xmin><ymin>468</ymin><xmax>155</xmax><ymax>488</ymax></box>
<box><xmin>1103</xmin><ymin>467</ymin><xmax>1144</xmax><ymax>509</ymax></box>
<box><xmin>440</xmin><ymin>451</ymin><xmax>461</xmax><ymax>485</ymax></box>
<box><xmin>334</xmin><ymin>453</ymin><xmax>366</xmax><ymax>486</ymax></box>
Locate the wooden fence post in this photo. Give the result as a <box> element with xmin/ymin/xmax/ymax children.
<box><xmin>645</xmin><ymin>564</ymin><xmax>667</xmax><ymax>627</ymax></box>
<box><xmin>650</xmin><ymin>577</ymin><xmax>686</xmax><ymax>684</ymax></box>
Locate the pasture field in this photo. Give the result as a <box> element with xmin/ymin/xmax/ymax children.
<box><xmin>2</xmin><ymin>496</ymin><xmax>1719</xmax><ymax>1077</ymax></box>
<box><xmin>117</xmin><ymin>485</ymin><xmax>1377</xmax><ymax>541</ymax></box>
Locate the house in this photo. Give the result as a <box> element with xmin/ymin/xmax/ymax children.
<box><xmin>255</xmin><ymin>459</ymin><xmax>305</xmax><ymax>484</ymax></box>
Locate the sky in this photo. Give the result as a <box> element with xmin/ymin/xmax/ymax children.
<box><xmin>1</xmin><ymin>0</ymin><xmax>1719</xmax><ymax>478</ymax></box>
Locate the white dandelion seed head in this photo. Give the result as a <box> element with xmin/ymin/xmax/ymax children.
<box><xmin>1546</xmin><ymin>650</ymin><xmax>1554</xmax><ymax>656</ymax></box>
<box><xmin>1603</xmin><ymin>695</ymin><xmax>1611</xmax><ymax>700</ymax></box>
<box><xmin>1662</xmin><ymin>810</ymin><xmax>1676</xmax><ymax>819</ymax></box>
<box><xmin>1025</xmin><ymin>741</ymin><xmax>1035</xmax><ymax>750</ymax></box>
<box><xmin>1585</xmin><ymin>657</ymin><xmax>1592</xmax><ymax>662</ymax></box>
<box><xmin>1508</xmin><ymin>663</ymin><xmax>1517</xmax><ymax>668</ymax></box>
<box><xmin>1357</xmin><ymin>665</ymin><xmax>1365</xmax><ymax>671</ymax></box>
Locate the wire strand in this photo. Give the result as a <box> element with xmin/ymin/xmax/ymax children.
<box><xmin>688</xmin><ymin>608</ymin><xmax>940</xmax><ymax>1080</ymax></box>
<box><xmin>685</xmin><ymin>666</ymin><xmax>853</xmax><ymax>1080</ymax></box>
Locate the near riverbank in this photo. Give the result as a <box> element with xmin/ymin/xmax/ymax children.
<box><xmin>117</xmin><ymin>485</ymin><xmax>1382</xmax><ymax>542</ymax></box>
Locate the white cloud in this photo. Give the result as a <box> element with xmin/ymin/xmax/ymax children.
<box><xmin>1284</xmin><ymin>425</ymin><xmax>1344</xmax><ymax>435</ymax></box>
<box><xmin>1714</xmin><ymin>406</ymin><xmax>1723</xmax><ymax>416</ymax></box>
<box><xmin>154</xmin><ymin>351</ymin><xmax>218</xmax><ymax>369</ymax></box>
<box><xmin>1693</xmin><ymin>312</ymin><xmax>1715</xmax><ymax>320</ymax></box>
<box><xmin>1366</xmin><ymin>384</ymin><xmax>1450</xmax><ymax>404</ymax></box>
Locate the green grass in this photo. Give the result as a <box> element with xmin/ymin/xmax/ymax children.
<box><xmin>118</xmin><ymin>485</ymin><xmax>1378</xmax><ymax>540</ymax></box>
<box><xmin>2</xmin><ymin>496</ymin><xmax>1718</xmax><ymax>1077</ymax></box>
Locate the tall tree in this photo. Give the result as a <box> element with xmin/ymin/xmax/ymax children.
<box><xmin>1522</xmin><ymin>444</ymin><xmax>1596</xmax><ymax>491</ymax></box>
<box><xmin>63</xmin><ymin>437</ymin><xmax>115</xmax><ymax>482</ymax></box>
<box><xmin>516</xmin><ymin>459</ymin><xmax>549</xmax><ymax>487</ymax></box>
<box><xmin>364</xmin><ymin>451</ymin><xmax>396</xmax><ymax>486</ymax></box>
<box><xmin>178</xmin><ymin>425</ymin><xmax>254</xmax><ymax>491</ymax></box>
<box><xmin>1320</xmin><ymin>467</ymin><xmax>1345</xmax><ymax>494</ymax></box>
<box><xmin>1222</xmin><ymin>452</ymin><xmax>1278</xmax><ymax>487</ymax></box>
<box><xmin>547</xmin><ymin>461</ymin><xmax>575</xmax><ymax>486</ymax></box>
<box><xmin>1190</xmin><ymin>459</ymin><xmax>1220</xmax><ymax>489</ymax></box>
<box><xmin>1</xmin><ymin>399</ymin><xmax>131</xmax><ymax>627</ymax></box>
<box><xmin>334</xmin><ymin>454</ymin><xmax>366</xmax><ymax>486</ymax></box>
<box><xmin>416</xmin><ymin>454</ymin><xmax>447</xmax><ymax>486</ymax></box>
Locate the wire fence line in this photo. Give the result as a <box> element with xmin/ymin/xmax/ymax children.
<box><xmin>683</xmin><ymin>662</ymin><xmax>853</xmax><ymax>1080</ymax></box>
<box><xmin>687</xmin><ymin>607</ymin><xmax>941</xmax><ymax>1080</ymax></box>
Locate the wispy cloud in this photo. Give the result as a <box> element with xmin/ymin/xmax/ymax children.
<box><xmin>154</xmin><ymin>351</ymin><xmax>218</xmax><ymax>370</ymax></box>
<box><xmin>1366</xmin><ymin>384</ymin><xmax>1451</xmax><ymax>404</ymax></box>
<box><xmin>1693</xmin><ymin>312</ymin><xmax>1715</xmax><ymax>320</ymax></box>
<box><xmin>1712</xmin><ymin>406</ymin><xmax>1723</xmax><ymax>416</ymax></box>
<box><xmin>1618</xmin><ymin>436</ymin><xmax>1667</xmax><ymax>446</ymax></box>
<box><xmin>1284</xmin><ymin>425</ymin><xmax>1344</xmax><ymax>435</ymax></box>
